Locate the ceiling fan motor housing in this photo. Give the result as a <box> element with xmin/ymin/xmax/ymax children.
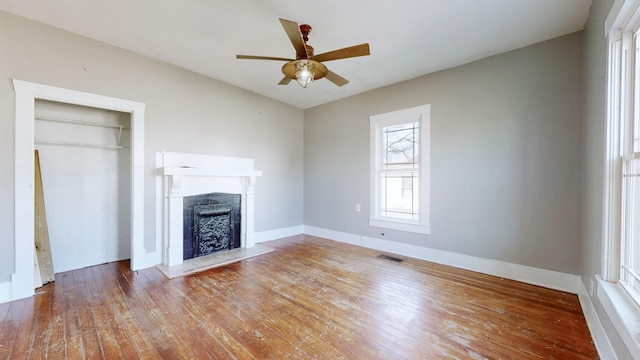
<box><xmin>302</xmin><ymin>44</ymin><xmax>314</xmax><ymax>58</ymax></box>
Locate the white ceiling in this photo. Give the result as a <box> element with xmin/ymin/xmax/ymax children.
<box><xmin>0</xmin><ymin>0</ymin><xmax>593</xmax><ymax>109</ymax></box>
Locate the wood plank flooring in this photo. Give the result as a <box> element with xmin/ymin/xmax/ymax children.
<box><xmin>0</xmin><ymin>235</ymin><xmax>598</xmax><ymax>359</ymax></box>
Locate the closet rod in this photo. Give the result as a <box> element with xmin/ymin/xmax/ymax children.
<box><xmin>35</xmin><ymin>139</ymin><xmax>125</xmax><ymax>150</ymax></box>
<box><xmin>35</xmin><ymin>114</ymin><xmax>130</xmax><ymax>130</ymax></box>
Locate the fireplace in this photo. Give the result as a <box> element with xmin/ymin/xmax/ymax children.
<box><xmin>157</xmin><ymin>151</ymin><xmax>261</xmax><ymax>267</ymax></box>
<box><xmin>184</xmin><ymin>193</ymin><xmax>241</xmax><ymax>259</ymax></box>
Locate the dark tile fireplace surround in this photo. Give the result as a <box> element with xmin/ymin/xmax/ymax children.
<box><xmin>183</xmin><ymin>192</ymin><xmax>241</xmax><ymax>260</ymax></box>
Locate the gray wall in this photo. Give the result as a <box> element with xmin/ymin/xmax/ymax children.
<box><xmin>0</xmin><ymin>11</ymin><xmax>304</xmax><ymax>281</ymax></box>
<box><xmin>304</xmin><ymin>32</ymin><xmax>584</xmax><ymax>274</ymax></box>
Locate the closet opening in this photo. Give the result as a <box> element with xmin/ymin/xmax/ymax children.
<box><xmin>12</xmin><ymin>79</ymin><xmax>147</xmax><ymax>302</ymax></box>
<box><xmin>34</xmin><ymin>100</ymin><xmax>131</xmax><ymax>274</ymax></box>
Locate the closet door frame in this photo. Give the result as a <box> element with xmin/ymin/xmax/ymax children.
<box><xmin>11</xmin><ymin>79</ymin><xmax>151</xmax><ymax>302</ymax></box>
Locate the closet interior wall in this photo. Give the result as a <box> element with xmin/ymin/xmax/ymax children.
<box><xmin>34</xmin><ymin>100</ymin><xmax>131</xmax><ymax>273</ymax></box>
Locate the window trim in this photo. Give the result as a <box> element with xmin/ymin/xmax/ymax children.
<box><xmin>603</xmin><ymin>29</ymin><xmax>624</xmax><ymax>284</ymax></box>
<box><xmin>369</xmin><ymin>104</ymin><xmax>431</xmax><ymax>235</ymax></box>
<box><xmin>605</xmin><ymin>0</ymin><xmax>640</xmax><ymax>291</ymax></box>
<box><xmin>602</xmin><ymin>1</ymin><xmax>640</xmax><ymax>356</ymax></box>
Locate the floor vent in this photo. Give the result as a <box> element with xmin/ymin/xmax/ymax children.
<box><xmin>377</xmin><ymin>254</ymin><xmax>404</xmax><ymax>263</ymax></box>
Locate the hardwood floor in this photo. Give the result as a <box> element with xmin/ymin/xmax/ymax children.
<box><xmin>0</xmin><ymin>235</ymin><xmax>598</xmax><ymax>359</ymax></box>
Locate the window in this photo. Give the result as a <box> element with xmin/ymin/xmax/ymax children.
<box><xmin>619</xmin><ymin>28</ymin><xmax>640</xmax><ymax>306</ymax></box>
<box><xmin>605</xmin><ymin>2</ymin><xmax>640</xmax><ymax>306</ymax></box>
<box><xmin>369</xmin><ymin>105</ymin><xmax>430</xmax><ymax>234</ymax></box>
<box><xmin>600</xmin><ymin>3</ymin><xmax>640</xmax><ymax>355</ymax></box>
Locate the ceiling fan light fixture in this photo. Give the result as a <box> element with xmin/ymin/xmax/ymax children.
<box><xmin>295</xmin><ymin>60</ymin><xmax>315</xmax><ymax>88</ymax></box>
<box><xmin>281</xmin><ymin>59</ymin><xmax>328</xmax><ymax>88</ymax></box>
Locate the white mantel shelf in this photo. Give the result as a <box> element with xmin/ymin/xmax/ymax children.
<box><xmin>158</xmin><ymin>167</ymin><xmax>262</xmax><ymax>178</ymax></box>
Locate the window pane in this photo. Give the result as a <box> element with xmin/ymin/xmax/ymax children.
<box><xmin>401</xmin><ymin>177</ymin><xmax>413</xmax><ymax>198</ymax></box>
<box><xmin>383</xmin><ymin>122</ymin><xmax>419</xmax><ymax>170</ymax></box>
<box><xmin>380</xmin><ymin>171</ymin><xmax>419</xmax><ymax>220</ymax></box>
<box><xmin>622</xmin><ymin>157</ymin><xmax>640</xmax><ymax>304</ymax></box>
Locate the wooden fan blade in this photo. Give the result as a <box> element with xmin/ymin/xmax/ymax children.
<box><xmin>279</xmin><ymin>18</ymin><xmax>308</xmax><ymax>59</ymax></box>
<box><xmin>312</xmin><ymin>43</ymin><xmax>370</xmax><ymax>63</ymax></box>
<box><xmin>236</xmin><ymin>55</ymin><xmax>294</xmax><ymax>61</ymax></box>
<box><xmin>325</xmin><ymin>70</ymin><xmax>349</xmax><ymax>87</ymax></box>
<box><xmin>278</xmin><ymin>77</ymin><xmax>293</xmax><ymax>85</ymax></box>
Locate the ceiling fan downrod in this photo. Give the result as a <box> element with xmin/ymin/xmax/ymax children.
<box><xmin>299</xmin><ymin>24</ymin><xmax>313</xmax><ymax>59</ymax></box>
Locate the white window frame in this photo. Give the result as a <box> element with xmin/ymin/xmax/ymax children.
<box><xmin>604</xmin><ymin>0</ymin><xmax>640</xmax><ymax>296</ymax></box>
<box><xmin>369</xmin><ymin>104</ymin><xmax>430</xmax><ymax>235</ymax></box>
<box><xmin>601</xmin><ymin>1</ymin><xmax>640</xmax><ymax>357</ymax></box>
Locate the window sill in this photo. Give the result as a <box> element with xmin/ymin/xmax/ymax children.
<box><xmin>596</xmin><ymin>276</ymin><xmax>640</xmax><ymax>358</ymax></box>
<box><xmin>369</xmin><ymin>218</ymin><xmax>431</xmax><ymax>235</ymax></box>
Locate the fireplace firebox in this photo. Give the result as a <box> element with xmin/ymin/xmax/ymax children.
<box><xmin>183</xmin><ymin>193</ymin><xmax>241</xmax><ymax>260</ymax></box>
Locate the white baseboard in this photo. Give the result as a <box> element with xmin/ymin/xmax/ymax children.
<box><xmin>578</xmin><ymin>278</ymin><xmax>617</xmax><ymax>359</ymax></box>
<box><xmin>303</xmin><ymin>225</ymin><xmax>580</xmax><ymax>294</ymax></box>
<box><xmin>0</xmin><ymin>224</ymin><xmax>583</xmax><ymax>304</ymax></box>
<box><xmin>0</xmin><ymin>280</ymin><xmax>11</xmax><ymax>303</ymax></box>
<box><xmin>254</xmin><ymin>225</ymin><xmax>304</xmax><ymax>244</ymax></box>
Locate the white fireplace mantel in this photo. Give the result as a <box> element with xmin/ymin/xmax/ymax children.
<box><xmin>158</xmin><ymin>167</ymin><xmax>262</xmax><ymax>178</ymax></box>
<box><xmin>156</xmin><ymin>152</ymin><xmax>262</xmax><ymax>267</ymax></box>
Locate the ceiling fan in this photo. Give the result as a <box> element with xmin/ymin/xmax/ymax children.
<box><xmin>236</xmin><ymin>18</ymin><xmax>370</xmax><ymax>88</ymax></box>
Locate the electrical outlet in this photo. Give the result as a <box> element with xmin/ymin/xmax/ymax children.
<box><xmin>355</xmin><ymin>203</ymin><xmax>361</xmax><ymax>212</ymax></box>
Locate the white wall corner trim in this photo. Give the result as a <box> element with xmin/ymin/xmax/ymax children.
<box><xmin>10</xmin><ymin>79</ymin><xmax>149</xmax><ymax>303</ymax></box>
<box><xmin>303</xmin><ymin>226</ymin><xmax>580</xmax><ymax>294</ymax></box>
<box><xmin>254</xmin><ymin>226</ymin><xmax>304</xmax><ymax>244</ymax></box>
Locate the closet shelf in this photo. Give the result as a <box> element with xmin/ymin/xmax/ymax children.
<box><xmin>35</xmin><ymin>115</ymin><xmax>130</xmax><ymax>130</ymax></box>
<box><xmin>35</xmin><ymin>139</ymin><xmax>125</xmax><ymax>150</ymax></box>
<box><xmin>35</xmin><ymin>114</ymin><xmax>128</xmax><ymax>148</ymax></box>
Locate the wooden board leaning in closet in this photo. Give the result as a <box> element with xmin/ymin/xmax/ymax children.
<box><xmin>34</xmin><ymin>149</ymin><xmax>55</xmax><ymax>285</ymax></box>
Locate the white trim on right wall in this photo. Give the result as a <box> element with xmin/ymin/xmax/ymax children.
<box><xmin>578</xmin><ymin>279</ymin><xmax>617</xmax><ymax>359</ymax></box>
<box><xmin>596</xmin><ymin>276</ymin><xmax>640</xmax><ymax>358</ymax></box>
